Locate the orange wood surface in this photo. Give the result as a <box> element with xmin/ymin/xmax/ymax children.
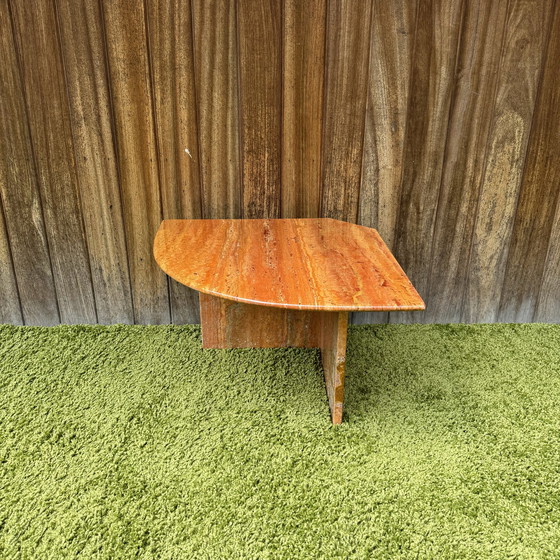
<box><xmin>318</xmin><ymin>311</ymin><xmax>348</xmax><ymax>424</ymax></box>
<box><xmin>199</xmin><ymin>293</ymin><xmax>322</xmax><ymax>349</ymax></box>
<box><xmin>154</xmin><ymin>218</ymin><xmax>424</xmax><ymax>312</ymax></box>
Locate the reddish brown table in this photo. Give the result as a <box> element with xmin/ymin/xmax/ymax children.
<box><xmin>154</xmin><ymin>218</ymin><xmax>424</xmax><ymax>423</ymax></box>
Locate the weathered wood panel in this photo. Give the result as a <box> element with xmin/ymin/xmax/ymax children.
<box><xmin>10</xmin><ymin>0</ymin><xmax>96</xmax><ymax>324</ymax></box>
<box><xmin>425</xmin><ymin>0</ymin><xmax>509</xmax><ymax>323</ymax></box>
<box><xmin>463</xmin><ymin>0</ymin><xmax>554</xmax><ymax>323</ymax></box>
<box><xmin>535</xmin><ymin>196</ymin><xmax>560</xmax><ymax>322</ymax></box>
<box><xmin>192</xmin><ymin>0</ymin><xmax>241</xmax><ymax>220</ymax></box>
<box><xmin>56</xmin><ymin>0</ymin><xmax>134</xmax><ymax>324</ymax></box>
<box><xmin>391</xmin><ymin>0</ymin><xmax>463</xmax><ymax>324</ymax></box>
<box><xmin>0</xmin><ymin>198</ymin><xmax>22</xmax><ymax>325</ymax></box>
<box><xmin>238</xmin><ymin>0</ymin><xmax>282</xmax><ymax>219</ymax></box>
<box><xmin>281</xmin><ymin>0</ymin><xmax>326</xmax><ymax>218</ymax></box>
<box><xmin>321</xmin><ymin>0</ymin><xmax>373</xmax><ymax>222</ymax></box>
<box><xmin>359</xmin><ymin>0</ymin><xmax>417</xmax><ymax>248</ymax></box>
<box><xmin>102</xmin><ymin>0</ymin><xmax>170</xmax><ymax>324</ymax></box>
<box><xmin>2</xmin><ymin>0</ymin><xmax>560</xmax><ymax>325</ymax></box>
<box><xmin>146</xmin><ymin>0</ymin><xmax>201</xmax><ymax>324</ymax></box>
<box><xmin>0</xmin><ymin>0</ymin><xmax>58</xmax><ymax>326</ymax></box>
<box><xmin>499</xmin><ymin>1</ymin><xmax>560</xmax><ymax>322</ymax></box>
<box><xmin>354</xmin><ymin>0</ymin><xmax>417</xmax><ymax>326</ymax></box>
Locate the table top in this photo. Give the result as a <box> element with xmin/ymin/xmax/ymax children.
<box><xmin>153</xmin><ymin>218</ymin><xmax>425</xmax><ymax>312</ymax></box>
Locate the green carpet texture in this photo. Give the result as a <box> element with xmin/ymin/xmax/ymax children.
<box><xmin>1</xmin><ymin>324</ymin><xmax>559</xmax><ymax>559</ymax></box>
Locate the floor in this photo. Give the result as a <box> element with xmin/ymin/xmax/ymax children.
<box><xmin>0</xmin><ymin>323</ymin><xmax>558</xmax><ymax>559</ymax></box>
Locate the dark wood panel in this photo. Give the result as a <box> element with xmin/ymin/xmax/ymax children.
<box><xmin>145</xmin><ymin>0</ymin><xmax>201</xmax><ymax>324</ymax></box>
<box><xmin>10</xmin><ymin>0</ymin><xmax>96</xmax><ymax>324</ymax></box>
<box><xmin>1</xmin><ymin>0</ymin><xmax>559</xmax><ymax>325</ymax></box>
<box><xmin>0</xmin><ymin>197</ymin><xmax>22</xmax><ymax>325</ymax></box>
<box><xmin>359</xmin><ymin>0</ymin><xmax>417</xmax><ymax>248</ymax></box>
<box><xmin>356</xmin><ymin>0</ymin><xmax>417</xmax><ymax>326</ymax></box>
<box><xmin>102</xmin><ymin>0</ymin><xmax>170</xmax><ymax>324</ymax></box>
<box><xmin>535</xmin><ymin>199</ymin><xmax>560</xmax><ymax>322</ymax></box>
<box><xmin>391</xmin><ymin>0</ymin><xmax>463</xmax><ymax>324</ymax></box>
<box><xmin>192</xmin><ymin>0</ymin><xmax>241</xmax><ymax>220</ymax></box>
<box><xmin>0</xmin><ymin>1</ymin><xmax>58</xmax><ymax>326</ymax></box>
<box><xmin>56</xmin><ymin>0</ymin><xmax>133</xmax><ymax>324</ymax></box>
<box><xmin>238</xmin><ymin>0</ymin><xmax>282</xmax><ymax>219</ymax></box>
<box><xmin>321</xmin><ymin>0</ymin><xmax>373</xmax><ymax>222</ymax></box>
<box><xmin>464</xmin><ymin>0</ymin><xmax>554</xmax><ymax>323</ymax></box>
<box><xmin>425</xmin><ymin>0</ymin><xmax>508</xmax><ymax>323</ymax></box>
<box><xmin>499</xmin><ymin>1</ymin><xmax>560</xmax><ymax>322</ymax></box>
<box><xmin>281</xmin><ymin>0</ymin><xmax>326</xmax><ymax>218</ymax></box>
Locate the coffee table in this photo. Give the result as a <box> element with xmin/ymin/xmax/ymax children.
<box><xmin>154</xmin><ymin>218</ymin><xmax>424</xmax><ymax>423</ymax></box>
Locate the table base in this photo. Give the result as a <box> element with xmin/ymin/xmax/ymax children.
<box><xmin>199</xmin><ymin>293</ymin><xmax>348</xmax><ymax>424</ymax></box>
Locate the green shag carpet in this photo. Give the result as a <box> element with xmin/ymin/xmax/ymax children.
<box><xmin>0</xmin><ymin>324</ymin><xmax>559</xmax><ymax>559</ymax></box>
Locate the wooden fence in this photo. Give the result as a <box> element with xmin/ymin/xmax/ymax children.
<box><xmin>1</xmin><ymin>0</ymin><xmax>559</xmax><ymax>325</ymax></box>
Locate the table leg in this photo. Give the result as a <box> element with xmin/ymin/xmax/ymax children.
<box><xmin>199</xmin><ymin>293</ymin><xmax>349</xmax><ymax>424</ymax></box>
<box><xmin>318</xmin><ymin>311</ymin><xmax>348</xmax><ymax>424</ymax></box>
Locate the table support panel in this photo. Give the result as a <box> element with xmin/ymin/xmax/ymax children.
<box><xmin>199</xmin><ymin>293</ymin><xmax>348</xmax><ymax>423</ymax></box>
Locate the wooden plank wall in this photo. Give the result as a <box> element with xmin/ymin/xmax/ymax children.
<box><xmin>1</xmin><ymin>0</ymin><xmax>559</xmax><ymax>325</ymax></box>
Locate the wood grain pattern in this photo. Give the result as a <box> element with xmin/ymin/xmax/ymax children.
<box><xmin>10</xmin><ymin>0</ymin><xmax>96</xmax><ymax>324</ymax></box>
<box><xmin>321</xmin><ymin>0</ymin><xmax>373</xmax><ymax>222</ymax></box>
<box><xmin>238</xmin><ymin>0</ymin><xmax>282</xmax><ymax>219</ymax></box>
<box><xmin>192</xmin><ymin>0</ymin><xmax>241</xmax><ymax>220</ymax></box>
<box><xmin>199</xmin><ymin>293</ymin><xmax>322</xmax><ymax>348</ymax></box>
<box><xmin>56</xmin><ymin>0</ymin><xmax>133</xmax><ymax>324</ymax></box>
<box><xmin>319</xmin><ymin>311</ymin><xmax>348</xmax><ymax>424</ymax></box>
<box><xmin>281</xmin><ymin>0</ymin><xmax>326</xmax><ymax>218</ymax></box>
<box><xmin>0</xmin><ymin>0</ymin><xmax>58</xmax><ymax>325</ymax></box>
<box><xmin>535</xmin><ymin>195</ymin><xmax>560</xmax><ymax>322</ymax></box>
<box><xmin>154</xmin><ymin>219</ymin><xmax>425</xmax><ymax>311</ymax></box>
<box><xmin>499</xmin><ymin>1</ymin><xmax>560</xmax><ymax>322</ymax></box>
<box><xmin>359</xmin><ymin>0</ymin><xmax>417</xmax><ymax>248</ymax></box>
<box><xmin>102</xmin><ymin>0</ymin><xmax>170</xmax><ymax>324</ymax></box>
<box><xmin>0</xmin><ymin>198</ymin><xmax>22</xmax><ymax>325</ymax></box>
<box><xmin>391</xmin><ymin>0</ymin><xmax>463</xmax><ymax>324</ymax></box>
<box><xmin>425</xmin><ymin>0</ymin><xmax>508</xmax><ymax>323</ymax></box>
<box><xmin>146</xmin><ymin>0</ymin><xmax>201</xmax><ymax>324</ymax></box>
<box><xmin>2</xmin><ymin>1</ymin><xmax>560</xmax><ymax>325</ymax></box>
<box><xmin>463</xmin><ymin>0</ymin><xmax>554</xmax><ymax>323</ymax></box>
<box><xmin>356</xmin><ymin>0</ymin><xmax>417</xmax><ymax>326</ymax></box>
<box><xmin>146</xmin><ymin>0</ymin><xmax>201</xmax><ymax>220</ymax></box>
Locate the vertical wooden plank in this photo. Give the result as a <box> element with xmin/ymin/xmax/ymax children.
<box><xmin>463</xmin><ymin>0</ymin><xmax>553</xmax><ymax>323</ymax></box>
<box><xmin>9</xmin><ymin>0</ymin><xmax>97</xmax><ymax>324</ymax></box>
<box><xmin>499</xmin><ymin>1</ymin><xmax>560</xmax><ymax>322</ymax></box>
<box><xmin>146</xmin><ymin>0</ymin><xmax>201</xmax><ymax>324</ymax></box>
<box><xmin>192</xmin><ymin>0</ymin><xmax>241</xmax><ymax>220</ymax></box>
<box><xmin>238</xmin><ymin>0</ymin><xmax>282</xmax><ymax>219</ymax></box>
<box><xmin>425</xmin><ymin>0</ymin><xmax>509</xmax><ymax>323</ymax></box>
<box><xmin>359</xmin><ymin>0</ymin><xmax>417</xmax><ymax>248</ymax></box>
<box><xmin>0</xmin><ymin>199</ymin><xmax>22</xmax><ymax>325</ymax></box>
<box><xmin>357</xmin><ymin>0</ymin><xmax>416</xmax><ymax>326</ymax></box>
<box><xmin>391</xmin><ymin>0</ymin><xmax>463</xmax><ymax>324</ymax></box>
<box><xmin>535</xmin><ymin>196</ymin><xmax>560</xmax><ymax>322</ymax></box>
<box><xmin>0</xmin><ymin>1</ymin><xmax>58</xmax><ymax>325</ymax></box>
<box><xmin>321</xmin><ymin>0</ymin><xmax>373</xmax><ymax>222</ymax></box>
<box><xmin>281</xmin><ymin>0</ymin><xmax>326</xmax><ymax>218</ymax></box>
<box><xmin>55</xmin><ymin>0</ymin><xmax>133</xmax><ymax>324</ymax></box>
<box><xmin>102</xmin><ymin>0</ymin><xmax>170</xmax><ymax>324</ymax></box>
